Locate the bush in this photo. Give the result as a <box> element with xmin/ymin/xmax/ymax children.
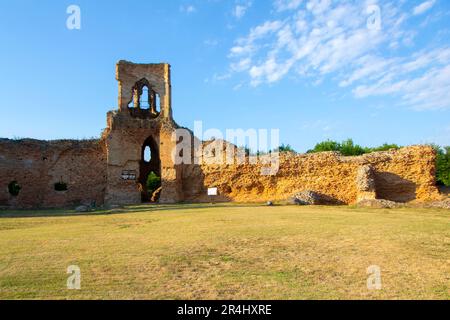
<box><xmin>8</xmin><ymin>181</ymin><xmax>21</xmax><ymax>196</ymax></box>
<box><xmin>146</xmin><ymin>172</ymin><xmax>161</xmax><ymax>194</ymax></box>
<box><xmin>307</xmin><ymin>139</ymin><xmax>401</xmax><ymax>156</ymax></box>
<box><xmin>369</xmin><ymin>143</ymin><xmax>401</xmax><ymax>152</ymax></box>
<box><xmin>307</xmin><ymin>140</ymin><xmax>340</xmax><ymax>153</ymax></box>
<box><xmin>278</xmin><ymin>144</ymin><xmax>296</xmax><ymax>153</ymax></box>
<box><xmin>436</xmin><ymin>146</ymin><xmax>450</xmax><ymax>186</ymax></box>
<box><xmin>339</xmin><ymin>139</ymin><xmax>366</xmax><ymax>156</ymax></box>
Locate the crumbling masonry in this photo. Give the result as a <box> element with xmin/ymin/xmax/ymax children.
<box><xmin>0</xmin><ymin>61</ymin><xmax>441</xmax><ymax>209</ymax></box>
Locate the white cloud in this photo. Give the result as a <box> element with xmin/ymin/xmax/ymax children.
<box><xmin>204</xmin><ymin>39</ymin><xmax>219</xmax><ymax>46</ymax></box>
<box><xmin>247</xmin><ymin>20</ymin><xmax>284</xmax><ymax>40</ymax></box>
<box><xmin>274</xmin><ymin>0</ymin><xmax>303</xmax><ymax>12</ymax></box>
<box><xmin>231</xmin><ymin>57</ymin><xmax>252</xmax><ymax>72</ymax></box>
<box><xmin>180</xmin><ymin>5</ymin><xmax>196</xmax><ymax>14</ymax></box>
<box><xmin>230</xmin><ymin>2</ymin><xmax>383</xmax><ymax>83</ymax></box>
<box><xmin>229</xmin><ymin>20</ymin><xmax>283</xmax><ymax>58</ymax></box>
<box><xmin>354</xmin><ymin>58</ymin><xmax>450</xmax><ymax>110</ymax></box>
<box><xmin>234</xmin><ymin>5</ymin><xmax>247</xmax><ymax>19</ymax></box>
<box><xmin>249</xmin><ymin>58</ymin><xmax>293</xmax><ymax>86</ymax></box>
<box><xmin>306</xmin><ymin>0</ymin><xmax>332</xmax><ymax>16</ymax></box>
<box><xmin>225</xmin><ymin>0</ymin><xmax>450</xmax><ymax>110</ymax></box>
<box><xmin>301</xmin><ymin>119</ymin><xmax>335</xmax><ymax>132</ymax></box>
<box><xmin>233</xmin><ymin>1</ymin><xmax>252</xmax><ymax>19</ymax></box>
<box><xmin>413</xmin><ymin>0</ymin><xmax>436</xmax><ymax>16</ymax></box>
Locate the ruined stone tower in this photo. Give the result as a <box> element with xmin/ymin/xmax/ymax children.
<box><xmin>103</xmin><ymin>61</ymin><xmax>182</xmax><ymax>205</ymax></box>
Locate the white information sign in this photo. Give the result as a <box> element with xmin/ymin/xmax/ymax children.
<box><xmin>207</xmin><ymin>188</ymin><xmax>218</xmax><ymax>196</ymax></box>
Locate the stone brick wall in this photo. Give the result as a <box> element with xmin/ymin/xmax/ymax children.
<box><xmin>0</xmin><ymin>136</ymin><xmax>440</xmax><ymax>209</ymax></box>
<box><xmin>0</xmin><ymin>139</ymin><xmax>106</xmax><ymax>209</ymax></box>
<box><xmin>181</xmin><ymin>145</ymin><xmax>440</xmax><ymax>204</ymax></box>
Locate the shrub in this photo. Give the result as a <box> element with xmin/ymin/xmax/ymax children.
<box><xmin>278</xmin><ymin>144</ymin><xmax>296</xmax><ymax>153</ymax></box>
<box><xmin>369</xmin><ymin>143</ymin><xmax>401</xmax><ymax>152</ymax></box>
<box><xmin>307</xmin><ymin>140</ymin><xmax>340</xmax><ymax>153</ymax></box>
<box><xmin>436</xmin><ymin>146</ymin><xmax>450</xmax><ymax>186</ymax></box>
<box><xmin>339</xmin><ymin>139</ymin><xmax>366</xmax><ymax>156</ymax></box>
<box><xmin>308</xmin><ymin>139</ymin><xmax>401</xmax><ymax>156</ymax></box>
<box><xmin>308</xmin><ymin>139</ymin><xmax>368</xmax><ymax>156</ymax></box>
<box><xmin>8</xmin><ymin>181</ymin><xmax>21</xmax><ymax>196</ymax></box>
<box><xmin>146</xmin><ymin>172</ymin><xmax>161</xmax><ymax>194</ymax></box>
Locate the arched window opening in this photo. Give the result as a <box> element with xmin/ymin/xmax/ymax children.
<box><xmin>8</xmin><ymin>181</ymin><xmax>21</xmax><ymax>196</ymax></box>
<box><xmin>144</xmin><ymin>146</ymin><xmax>152</xmax><ymax>163</ymax></box>
<box><xmin>54</xmin><ymin>178</ymin><xmax>68</xmax><ymax>192</ymax></box>
<box><xmin>127</xmin><ymin>79</ymin><xmax>160</xmax><ymax>119</ymax></box>
<box><xmin>140</xmin><ymin>136</ymin><xmax>161</xmax><ymax>203</ymax></box>
<box><xmin>140</xmin><ymin>85</ymin><xmax>150</xmax><ymax>110</ymax></box>
<box><xmin>155</xmin><ymin>93</ymin><xmax>161</xmax><ymax>113</ymax></box>
<box><xmin>128</xmin><ymin>87</ymin><xmax>138</xmax><ymax>109</ymax></box>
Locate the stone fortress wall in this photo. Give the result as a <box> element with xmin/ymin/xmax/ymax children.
<box><xmin>0</xmin><ymin>61</ymin><xmax>442</xmax><ymax>209</ymax></box>
<box><xmin>0</xmin><ymin>138</ymin><xmax>440</xmax><ymax>208</ymax></box>
<box><xmin>182</xmin><ymin>144</ymin><xmax>440</xmax><ymax>204</ymax></box>
<box><xmin>0</xmin><ymin>139</ymin><xmax>106</xmax><ymax>209</ymax></box>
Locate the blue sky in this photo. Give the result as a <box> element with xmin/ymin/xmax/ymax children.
<box><xmin>0</xmin><ymin>0</ymin><xmax>449</xmax><ymax>152</ymax></box>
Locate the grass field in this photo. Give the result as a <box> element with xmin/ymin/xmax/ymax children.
<box><xmin>0</xmin><ymin>204</ymin><xmax>449</xmax><ymax>300</ymax></box>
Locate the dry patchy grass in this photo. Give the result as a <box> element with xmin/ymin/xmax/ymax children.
<box><xmin>0</xmin><ymin>204</ymin><xmax>449</xmax><ymax>300</ymax></box>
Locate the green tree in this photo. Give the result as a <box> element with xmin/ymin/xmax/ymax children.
<box><xmin>146</xmin><ymin>172</ymin><xmax>161</xmax><ymax>194</ymax></box>
<box><xmin>307</xmin><ymin>140</ymin><xmax>340</xmax><ymax>153</ymax></box>
<box><xmin>339</xmin><ymin>139</ymin><xmax>366</xmax><ymax>156</ymax></box>
<box><xmin>308</xmin><ymin>139</ymin><xmax>400</xmax><ymax>156</ymax></box>
<box><xmin>435</xmin><ymin>146</ymin><xmax>450</xmax><ymax>186</ymax></box>
<box><xmin>368</xmin><ymin>143</ymin><xmax>400</xmax><ymax>152</ymax></box>
<box><xmin>278</xmin><ymin>143</ymin><xmax>296</xmax><ymax>153</ymax></box>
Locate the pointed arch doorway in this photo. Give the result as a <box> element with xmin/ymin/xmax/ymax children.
<box><xmin>139</xmin><ymin>136</ymin><xmax>161</xmax><ymax>202</ymax></box>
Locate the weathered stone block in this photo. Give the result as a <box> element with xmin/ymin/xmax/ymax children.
<box><xmin>356</xmin><ymin>164</ymin><xmax>377</xmax><ymax>202</ymax></box>
<box><xmin>289</xmin><ymin>190</ymin><xmax>343</xmax><ymax>205</ymax></box>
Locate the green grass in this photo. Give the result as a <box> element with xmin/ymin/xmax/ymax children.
<box><xmin>0</xmin><ymin>203</ymin><xmax>449</xmax><ymax>300</ymax></box>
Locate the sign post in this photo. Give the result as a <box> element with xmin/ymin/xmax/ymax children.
<box><xmin>207</xmin><ymin>187</ymin><xmax>218</xmax><ymax>204</ymax></box>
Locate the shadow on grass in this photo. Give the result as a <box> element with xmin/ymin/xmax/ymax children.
<box><xmin>0</xmin><ymin>202</ymin><xmax>272</xmax><ymax>219</ymax></box>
